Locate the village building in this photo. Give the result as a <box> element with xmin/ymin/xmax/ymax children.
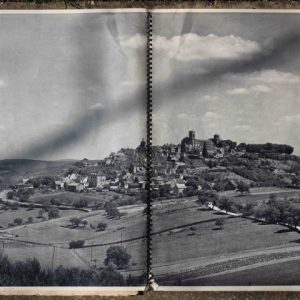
<box><xmin>66</xmin><ymin>182</ymin><xmax>84</xmax><ymax>193</ymax></box>
<box><xmin>181</xmin><ymin>131</ymin><xmax>218</xmax><ymax>156</ymax></box>
<box><xmin>88</xmin><ymin>173</ymin><xmax>107</xmax><ymax>188</ymax></box>
<box><xmin>173</xmin><ymin>183</ymin><xmax>186</xmax><ymax>196</ymax></box>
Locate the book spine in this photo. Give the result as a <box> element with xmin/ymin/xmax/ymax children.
<box><xmin>146</xmin><ymin>9</ymin><xmax>153</xmax><ymax>287</ymax></box>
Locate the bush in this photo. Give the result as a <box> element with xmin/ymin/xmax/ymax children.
<box><xmin>69</xmin><ymin>240</ymin><xmax>85</xmax><ymax>249</ymax></box>
<box><xmin>69</xmin><ymin>217</ymin><xmax>81</xmax><ymax>227</ymax></box>
<box><xmin>13</xmin><ymin>218</ymin><xmax>23</xmax><ymax>225</ymax></box>
<box><xmin>48</xmin><ymin>207</ymin><xmax>60</xmax><ymax>219</ymax></box>
<box><xmin>215</xmin><ymin>218</ymin><xmax>224</xmax><ymax>229</ymax></box>
<box><xmin>104</xmin><ymin>201</ymin><xmax>120</xmax><ymax>219</ymax></box>
<box><xmin>97</xmin><ymin>222</ymin><xmax>107</xmax><ymax>231</ymax></box>
<box><xmin>6</xmin><ymin>191</ymin><xmax>14</xmax><ymax>200</ymax></box>
<box><xmin>73</xmin><ymin>198</ymin><xmax>88</xmax><ymax>208</ymax></box>
<box><xmin>104</xmin><ymin>246</ymin><xmax>131</xmax><ymax>269</ymax></box>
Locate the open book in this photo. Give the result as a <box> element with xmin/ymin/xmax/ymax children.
<box><xmin>0</xmin><ymin>9</ymin><xmax>299</xmax><ymax>294</ymax></box>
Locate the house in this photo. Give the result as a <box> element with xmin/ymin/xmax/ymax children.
<box><xmin>173</xmin><ymin>183</ymin><xmax>186</xmax><ymax>196</ymax></box>
<box><xmin>88</xmin><ymin>173</ymin><xmax>107</xmax><ymax>188</ymax></box>
<box><xmin>66</xmin><ymin>183</ymin><xmax>84</xmax><ymax>193</ymax></box>
<box><xmin>55</xmin><ymin>180</ymin><xmax>65</xmax><ymax>191</ymax></box>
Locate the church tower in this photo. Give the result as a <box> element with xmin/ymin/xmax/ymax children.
<box><xmin>189</xmin><ymin>130</ymin><xmax>195</xmax><ymax>147</ymax></box>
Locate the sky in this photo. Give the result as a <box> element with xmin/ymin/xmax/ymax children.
<box><xmin>0</xmin><ymin>12</ymin><xmax>147</xmax><ymax>160</ymax></box>
<box><xmin>1</xmin><ymin>12</ymin><xmax>300</xmax><ymax>160</ymax></box>
<box><xmin>148</xmin><ymin>12</ymin><xmax>300</xmax><ymax>155</ymax></box>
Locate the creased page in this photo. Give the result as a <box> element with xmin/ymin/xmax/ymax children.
<box><xmin>0</xmin><ymin>10</ymin><xmax>147</xmax><ymax>288</ymax></box>
<box><xmin>152</xmin><ymin>10</ymin><xmax>300</xmax><ymax>286</ymax></box>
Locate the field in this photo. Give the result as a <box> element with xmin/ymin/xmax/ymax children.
<box><xmin>29</xmin><ymin>190</ymin><xmax>139</xmax><ymax>207</ymax></box>
<box><xmin>0</xmin><ymin>206</ymin><xmax>77</xmax><ymax>229</ymax></box>
<box><xmin>0</xmin><ymin>186</ymin><xmax>299</xmax><ymax>284</ymax></box>
<box><xmin>185</xmin><ymin>259</ymin><xmax>300</xmax><ymax>286</ymax></box>
<box><xmin>220</xmin><ymin>187</ymin><xmax>300</xmax><ymax>208</ymax></box>
<box><xmin>151</xmin><ymin>190</ymin><xmax>300</xmax><ymax>285</ymax></box>
<box><xmin>0</xmin><ymin>202</ymin><xmax>147</xmax><ymax>274</ymax></box>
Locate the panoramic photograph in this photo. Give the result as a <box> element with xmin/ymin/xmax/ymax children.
<box><xmin>0</xmin><ymin>11</ymin><xmax>148</xmax><ymax>286</ymax></box>
<box><xmin>150</xmin><ymin>11</ymin><xmax>300</xmax><ymax>285</ymax></box>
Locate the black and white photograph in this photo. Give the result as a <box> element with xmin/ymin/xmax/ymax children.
<box><xmin>149</xmin><ymin>11</ymin><xmax>300</xmax><ymax>286</ymax></box>
<box><xmin>0</xmin><ymin>11</ymin><xmax>148</xmax><ymax>287</ymax></box>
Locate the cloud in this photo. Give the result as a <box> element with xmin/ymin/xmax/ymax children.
<box><xmin>227</xmin><ymin>88</ymin><xmax>250</xmax><ymax>95</ymax></box>
<box><xmin>249</xmin><ymin>69</ymin><xmax>300</xmax><ymax>83</ymax></box>
<box><xmin>0</xmin><ymin>125</ymin><xmax>5</xmax><ymax>130</ymax></box>
<box><xmin>89</xmin><ymin>102</ymin><xmax>105</xmax><ymax>111</ymax></box>
<box><xmin>251</xmin><ymin>85</ymin><xmax>271</xmax><ymax>93</ymax></box>
<box><xmin>177</xmin><ymin>113</ymin><xmax>189</xmax><ymax>119</ymax></box>
<box><xmin>227</xmin><ymin>85</ymin><xmax>271</xmax><ymax>96</ymax></box>
<box><xmin>203</xmin><ymin>111</ymin><xmax>223</xmax><ymax>119</ymax></box>
<box><xmin>123</xmin><ymin>33</ymin><xmax>260</xmax><ymax>62</ymax></box>
<box><xmin>201</xmin><ymin>95</ymin><xmax>219</xmax><ymax>101</ymax></box>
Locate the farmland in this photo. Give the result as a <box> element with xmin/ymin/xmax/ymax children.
<box><xmin>151</xmin><ymin>189</ymin><xmax>300</xmax><ymax>285</ymax></box>
<box><xmin>29</xmin><ymin>190</ymin><xmax>139</xmax><ymax>208</ymax></box>
<box><xmin>186</xmin><ymin>258</ymin><xmax>300</xmax><ymax>286</ymax></box>
<box><xmin>0</xmin><ymin>201</ymin><xmax>147</xmax><ymax>273</ymax></box>
<box><xmin>220</xmin><ymin>187</ymin><xmax>300</xmax><ymax>208</ymax></box>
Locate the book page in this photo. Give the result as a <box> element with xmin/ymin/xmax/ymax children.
<box><xmin>0</xmin><ymin>10</ymin><xmax>147</xmax><ymax>289</ymax></box>
<box><xmin>151</xmin><ymin>10</ymin><xmax>300</xmax><ymax>287</ymax></box>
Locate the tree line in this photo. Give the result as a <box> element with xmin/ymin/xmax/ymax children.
<box><xmin>0</xmin><ymin>245</ymin><xmax>144</xmax><ymax>286</ymax></box>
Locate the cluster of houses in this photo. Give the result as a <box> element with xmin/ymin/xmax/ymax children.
<box><xmin>151</xmin><ymin>161</ymin><xmax>246</xmax><ymax>197</ymax></box>
<box><xmin>53</xmin><ymin>163</ymin><xmax>147</xmax><ymax>195</ymax></box>
<box><xmin>150</xmin><ymin>131</ymin><xmax>250</xmax><ymax>197</ymax></box>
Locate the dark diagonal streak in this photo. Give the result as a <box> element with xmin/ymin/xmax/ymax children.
<box><xmin>13</xmin><ymin>29</ymin><xmax>300</xmax><ymax>160</ymax></box>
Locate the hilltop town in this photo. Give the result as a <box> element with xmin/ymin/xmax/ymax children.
<box><xmin>151</xmin><ymin>130</ymin><xmax>299</xmax><ymax>198</ymax></box>
<box><xmin>1</xmin><ymin>130</ymin><xmax>300</xmax><ymax>205</ymax></box>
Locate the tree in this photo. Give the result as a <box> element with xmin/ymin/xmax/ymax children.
<box><xmin>197</xmin><ymin>190</ymin><xmax>218</xmax><ymax>207</ymax></box>
<box><xmin>14</xmin><ymin>218</ymin><xmax>23</xmax><ymax>226</ymax></box>
<box><xmin>207</xmin><ymin>160</ymin><xmax>217</xmax><ymax>169</ymax></box>
<box><xmin>81</xmin><ymin>219</ymin><xmax>88</xmax><ymax>227</ymax></box>
<box><xmin>97</xmin><ymin>222</ymin><xmax>107</xmax><ymax>231</ymax></box>
<box><xmin>48</xmin><ymin>207</ymin><xmax>60</xmax><ymax>219</ymax></box>
<box><xmin>69</xmin><ymin>217</ymin><xmax>81</xmax><ymax>227</ymax></box>
<box><xmin>159</xmin><ymin>184</ymin><xmax>171</xmax><ymax>197</ymax></box>
<box><xmin>104</xmin><ymin>201</ymin><xmax>120</xmax><ymax>219</ymax></box>
<box><xmin>218</xmin><ymin>197</ymin><xmax>232</xmax><ymax>213</ymax></box>
<box><xmin>242</xmin><ymin>202</ymin><xmax>254</xmax><ymax>216</ymax></box>
<box><xmin>6</xmin><ymin>191</ymin><xmax>14</xmax><ymax>200</ymax></box>
<box><xmin>268</xmin><ymin>193</ymin><xmax>277</xmax><ymax>205</ymax></box>
<box><xmin>236</xmin><ymin>181</ymin><xmax>250</xmax><ymax>195</ymax></box>
<box><xmin>73</xmin><ymin>198</ymin><xmax>88</xmax><ymax>208</ymax></box>
<box><xmin>19</xmin><ymin>193</ymin><xmax>29</xmax><ymax>202</ymax></box>
<box><xmin>104</xmin><ymin>246</ymin><xmax>131</xmax><ymax>269</ymax></box>
<box><xmin>98</xmin><ymin>263</ymin><xmax>126</xmax><ymax>286</ymax></box>
<box><xmin>287</xmin><ymin>207</ymin><xmax>300</xmax><ymax>229</ymax></box>
<box><xmin>69</xmin><ymin>240</ymin><xmax>85</xmax><ymax>249</ymax></box>
<box><xmin>215</xmin><ymin>218</ymin><xmax>224</xmax><ymax>229</ymax></box>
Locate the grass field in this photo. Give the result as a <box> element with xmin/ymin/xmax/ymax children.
<box><xmin>0</xmin><ymin>207</ymin><xmax>77</xmax><ymax>229</ymax></box>
<box><xmin>185</xmin><ymin>258</ymin><xmax>300</xmax><ymax>286</ymax></box>
<box><xmin>29</xmin><ymin>190</ymin><xmax>139</xmax><ymax>207</ymax></box>
<box><xmin>1</xmin><ymin>187</ymin><xmax>299</xmax><ymax>284</ymax></box>
<box><xmin>0</xmin><ymin>202</ymin><xmax>147</xmax><ymax>274</ymax></box>
<box><xmin>151</xmin><ymin>193</ymin><xmax>300</xmax><ymax>285</ymax></box>
<box><xmin>220</xmin><ymin>187</ymin><xmax>300</xmax><ymax>208</ymax></box>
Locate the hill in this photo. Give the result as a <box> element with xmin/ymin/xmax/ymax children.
<box><xmin>0</xmin><ymin>159</ymin><xmax>77</xmax><ymax>184</ymax></box>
